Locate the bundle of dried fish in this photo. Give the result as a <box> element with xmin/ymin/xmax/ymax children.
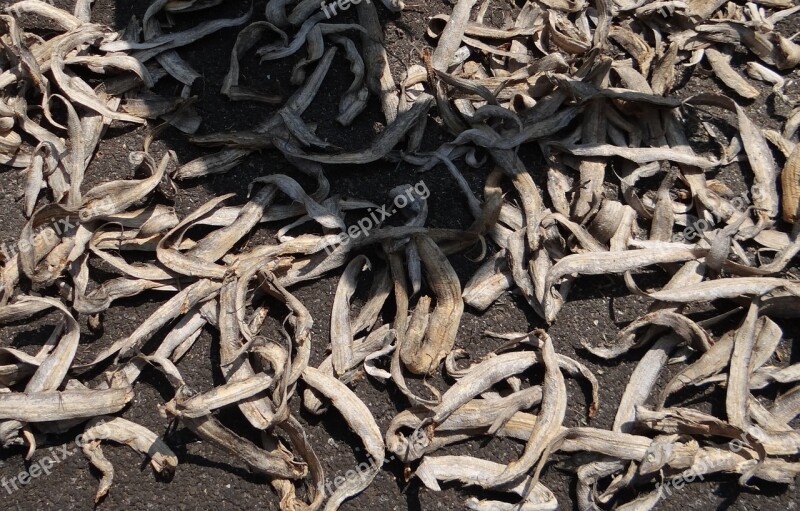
<box><xmin>2</xmin><ymin>0</ymin><xmax>800</xmax><ymax>509</ymax></box>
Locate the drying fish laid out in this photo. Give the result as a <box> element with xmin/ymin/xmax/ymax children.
<box><xmin>1</xmin><ymin>0</ymin><xmax>799</xmax><ymax>510</ymax></box>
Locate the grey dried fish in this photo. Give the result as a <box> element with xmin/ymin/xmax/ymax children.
<box><xmin>23</xmin><ymin>143</ymin><xmax>49</xmax><ymax>217</ymax></box>
<box><xmin>0</xmin><ymin>386</ymin><xmax>133</xmax><ymax>422</ymax></box>
<box><xmin>782</xmin><ymin>143</ymin><xmax>800</xmax><ymax>223</ymax></box>
<box><xmin>356</xmin><ymin>0</ymin><xmax>398</xmax><ymax>123</ymax></box>
<box><xmin>426</xmin><ymin>351</ymin><xmax>539</xmax><ymax>429</ymax></box>
<box><xmin>81</xmin><ymin>151</ymin><xmax>170</xmax><ymax>221</ymax></box>
<box><xmin>218</xmin><ymin>282</ymin><xmax>276</xmax><ymax>430</ymax></box>
<box><xmin>156</xmin><ymin>194</ymin><xmax>234</xmax><ymax>280</ymax></box>
<box><xmin>81</xmin><ymin>417</ymin><xmax>177</xmax><ymax>502</ymax></box>
<box><xmin>488</xmin><ymin>333</ymin><xmax>566</xmax><ymax>487</ymax></box>
<box><xmin>222</xmin><ymin>22</ymin><xmax>285</xmax><ymax>103</ymax></box>
<box><xmin>416</xmin><ymin>456</ymin><xmax>557</xmax><ymax>511</ymax></box>
<box><xmin>302</xmin><ymin>367</ymin><xmax>384</xmax><ymax>511</ymax></box>
<box><xmin>771</xmin><ymin>384</ymin><xmax>800</xmax><ymax>423</ymax></box>
<box><xmin>462</xmin><ymin>251</ymin><xmax>513</xmax><ymax>311</ymax></box>
<box><xmin>400</xmin><ymin>235</ymin><xmax>463</xmax><ymax>375</ymax></box>
<box><xmin>544</xmin><ymin>247</ymin><xmax>708</xmax><ymax>322</ymax></box>
<box><xmin>726</xmin><ymin>299</ymin><xmax>761</xmax><ymax>429</ymax></box>
<box><xmin>610</xmin><ymin>26</ymin><xmax>653</xmax><ymax>74</ymax></box>
<box><xmin>88</xmin><ymin>278</ymin><xmax>223</xmax><ymax>366</ymax></box>
<box><xmin>613</xmin><ymin>335</ymin><xmax>682</xmax><ymax>433</ymax></box>
<box><xmin>110</xmin><ymin>9</ymin><xmax>253</xmax><ymax>62</ymax></box>
<box><xmin>169</xmin><ymin>374</ymin><xmax>274</xmax><ymax>419</ymax></box>
<box><xmin>426</xmin><ymin>0</ymin><xmax>476</xmax><ymax>133</ymax></box>
<box><xmin>166</xmin><ymin>397</ymin><xmax>306</xmax><ymax>480</ymax></box>
<box><xmin>647</xmin><ymin>277</ymin><xmax>800</xmax><ymax>303</ymax></box>
<box><xmin>706</xmin><ymin>48</ymin><xmax>759</xmax><ymax>99</ymax></box>
<box><xmin>658</xmin><ymin>329</ymin><xmax>733</xmax><ymax>408</ymax></box>
<box><xmin>331</xmin><ymin>255</ymin><xmax>370</xmax><ymax>376</ymax></box>
<box><xmin>304</xmin><ymin>325</ymin><xmax>394</xmax><ymax>415</ymax></box>
<box><xmin>552</xmin><ymin>143</ymin><xmax>719</xmax><ymax>168</ymax></box>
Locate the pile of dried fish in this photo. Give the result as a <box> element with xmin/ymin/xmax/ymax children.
<box><xmin>1</xmin><ymin>0</ymin><xmax>799</xmax><ymax>509</ymax></box>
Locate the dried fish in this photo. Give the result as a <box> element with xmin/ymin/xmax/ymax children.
<box><xmin>400</xmin><ymin>235</ymin><xmax>463</xmax><ymax>375</ymax></box>
<box><xmin>331</xmin><ymin>255</ymin><xmax>369</xmax><ymax>376</ymax></box>
<box><xmin>614</xmin><ymin>335</ymin><xmax>682</xmax><ymax>433</ymax></box>
<box><xmin>356</xmin><ymin>0</ymin><xmax>398</xmax><ymax>123</ymax></box>
<box><xmin>302</xmin><ymin>367</ymin><xmax>384</xmax><ymax>510</ymax></box>
<box><xmin>782</xmin><ymin>143</ymin><xmax>800</xmax><ymax>223</ymax></box>
<box><xmin>0</xmin><ymin>386</ymin><xmax>133</xmax><ymax>422</ymax></box>
<box><xmin>416</xmin><ymin>456</ymin><xmax>557</xmax><ymax>510</ymax></box>
<box><xmin>462</xmin><ymin>251</ymin><xmax>513</xmax><ymax>311</ymax></box>
<box><xmin>81</xmin><ymin>417</ymin><xmax>177</xmax><ymax>501</ymax></box>
<box><xmin>167</xmin><ymin>401</ymin><xmax>306</xmax><ymax>480</ymax></box>
<box><xmin>706</xmin><ymin>48</ymin><xmax>759</xmax><ymax>99</ymax></box>
<box><xmin>488</xmin><ymin>333</ymin><xmax>566</xmax><ymax>487</ymax></box>
<box><xmin>1</xmin><ymin>0</ymin><xmax>799</xmax><ymax>507</ymax></box>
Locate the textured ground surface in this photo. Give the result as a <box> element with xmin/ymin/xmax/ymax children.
<box><xmin>0</xmin><ymin>0</ymin><xmax>798</xmax><ymax>509</ymax></box>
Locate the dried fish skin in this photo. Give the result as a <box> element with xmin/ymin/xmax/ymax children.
<box><xmin>302</xmin><ymin>367</ymin><xmax>384</xmax><ymax>510</ymax></box>
<box><xmin>176</xmin><ymin>411</ymin><xmax>307</xmax><ymax>480</ymax></box>
<box><xmin>331</xmin><ymin>255</ymin><xmax>370</xmax><ymax>376</ymax></box>
<box><xmin>0</xmin><ymin>386</ymin><xmax>133</xmax><ymax>422</ymax></box>
<box><xmin>462</xmin><ymin>251</ymin><xmax>513</xmax><ymax>311</ymax></box>
<box><xmin>415</xmin><ymin>456</ymin><xmax>557</xmax><ymax>510</ymax></box>
<box><xmin>399</xmin><ymin>235</ymin><xmax>463</xmax><ymax>375</ymax></box>
<box><xmin>488</xmin><ymin>334</ymin><xmax>567</xmax><ymax>487</ymax></box>
<box><xmin>706</xmin><ymin>48</ymin><xmax>759</xmax><ymax>99</ymax></box>
<box><xmin>782</xmin><ymin>143</ymin><xmax>800</xmax><ymax>223</ymax></box>
<box><xmin>82</xmin><ymin>416</ymin><xmax>177</xmax><ymax>475</ymax></box>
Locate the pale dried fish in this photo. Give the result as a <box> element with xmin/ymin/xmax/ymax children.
<box><xmin>88</xmin><ymin>278</ymin><xmax>223</xmax><ymax>366</ymax></box>
<box><xmin>356</xmin><ymin>0</ymin><xmax>398</xmax><ymax>123</ymax></box>
<box><xmin>782</xmin><ymin>144</ymin><xmax>800</xmax><ymax>223</ymax></box>
<box><xmin>462</xmin><ymin>251</ymin><xmax>513</xmax><ymax>311</ymax></box>
<box><xmin>726</xmin><ymin>299</ymin><xmax>761</xmax><ymax>429</ymax></box>
<box><xmin>706</xmin><ymin>48</ymin><xmax>759</xmax><ymax>99</ymax></box>
<box><xmin>168</xmin><ymin>374</ymin><xmax>274</xmax><ymax>419</ymax></box>
<box><xmin>0</xmin><ymin>386</ymin><xmax>133</xmax><ymax>422</ymax></box>
<box><xmin>647</xmin><ymin>278</ymin><xmax>800</xmax><ymax>303</ymax></box>
<box><xmin>81</xmin><ymin>417</ymin><xmax>177</xmax><ymax>501</ymax></box>
<box><xmin>167</xmin><ymin>401</ymin><xmax>306</xmax><ymax>480</ymax></box>
<box><xmin>416</xmin><ymin>456</ymin><xmax>557</xmax><ymax>511</ymax></box>
<box><xmin>331</xmin><ymin>255</ymin><xmax>370</xmax><ymax>376</ymax></box>
<box><xmin>489</xmin><ymin>333</ymin><xmax>566</xmax><ymax>488</ymax></box>
<box><xmin>218</xmin><ymin>282</ymin><xmax>275</xmax><ymax>430</ymax></box>
<box><xmin>302</xmin><ymin>367</ymin><xmax>384</xmax><ymax>510</ymax></box>
<box><xmin>551</xmin><ymin>143</ymin><xmax>719</xmax><ymax>168</ymax></box>
<box><xmin>400</xmin><ymin>235</ymin><xmax>463</xmax><ymax>375</ymax></box>
<box><xmin>613</xmin><ymin>335</ymin><xmax>682</xmax><ymax>433</ymax></box>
